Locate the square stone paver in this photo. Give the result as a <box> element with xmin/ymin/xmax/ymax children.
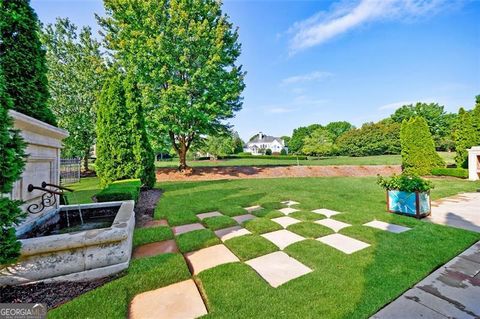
<box><xmin>141</xmin><ymin>219</ymin><xmax>169</xmax><ymax>228</ymax></box>
<box><xmin>281</xmin><ymin>200</ymin><xmax>300</xmax><ymax>206</ymax></box>
<box><xmin>278</xmin><ymin>207</ymin><xmax>300</xmax><ymax>215</ymax></box>
<box><xmin>173</xmin><ymin>223</ymin><xmax>205</xmax><ymax>235</ymax></box>
<box><xmin>132</xmin><ymin>240</ymin><xmax>178</xmax><ymax>259</ymax></box>
<box><xmin>272</xmin><ymin>216</ymin><xmax>301</xmax><ymax>228</ymax></box>
<box><xmin>244</xmin><ymin>205</ymin><xmax>263</xmax><ymax>213</ymax></box>
<box><xmin>246</xmin><ymin>251</ymin><xmax>312</xmax><ymax>288</ymax></box>
<box><xmin>130</xmin><ymin>279</ymin><xmax>207</xmax><ymax>319</ymax></box>
<box><xmin>232</xmin><ymin>214</ymin><xmax>255</xmax><ymax>224</ymax></box>
<box><xmin>317</xmin><ymin>233</ymin><xmax>370</xmax><ymax>254</ymax></box>
<box><xmin>196</xmin><ymin>211</ymin><xmax>223</xmax><ymax>220</ymax></box>
<box><xmin>315</xmin><ymin>218</ymin><xmax>351</xmax><ymax>232</ymax></box>
<box><xmin>185</xmin><ymin>244</ymin><xmax>240</xmax><ymax>274</ymax></box>
<box><xmin>312</xmin><ymin>208</ymin><xmax>341</xmax><ymax>218</ymax></box>
<box><xmin>363</xmin><ymin>220</ymin><xmax>411</xmax><ymax>234</ymax></box>
<box><xmin>215</xmin><ymin>226</ymin><xmax>251</xmax><ymax>241</ymax></box>
<box><xmin>261</xmin><ymin>229</ymin><xmax>306</xmax><ymax>250</ymax></box>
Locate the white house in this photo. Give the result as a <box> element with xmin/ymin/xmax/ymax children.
<box><xmin>244</xmin><ymin>132</ymin><xmax>287</xmax><ymax>155</ymax></box>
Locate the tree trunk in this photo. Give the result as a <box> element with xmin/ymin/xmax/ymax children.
<box><xmin>178</xmin><ymin>142</ymin><xmax>188</xmax><ymax>171</ymax></box>
<box><xmin>83</xmin><ymin>152</ymin><xmax>89</xmax><ymax>171</ymax></box>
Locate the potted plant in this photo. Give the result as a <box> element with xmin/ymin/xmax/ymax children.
<box><xmin>377</xmin><ymin>174</ymin><xmax>433</xmax><ymax>218</ymax></box>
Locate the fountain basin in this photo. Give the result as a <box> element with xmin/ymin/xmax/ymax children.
<box><xmin>0</xmin><ymin>201</ymin><xmax>135</xmax><ymax>286</ymax></box>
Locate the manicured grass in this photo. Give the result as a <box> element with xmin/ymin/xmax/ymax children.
<box><xmin>48</xmin><ymin>254</ymin><xmax>191</xmax><ymax>318</ymax></box>
<box><xmin>202</xmin><ymin>216</ymin><xmax>238</xmax><ymax>230</ymax></box>
<box><xmin>252</xmin><ymin>209</ymin><xmax>284</xmax><ymax>219</ymax></box>
<box><xmin>133</xmin><ymin>226</ymin><xmax>173</xmax><ymax>248</ymax></box>
<box><xmin>175</xmin><ymin>229</ymin><xmax>221</xmax><ymax>253</ymax></box>
<box><xmin>289</xmin><ymin>211</ymin><xmax>324</xmax><ymax>221</ymax></box>
<box><xmin>224</xmin><ymin>234</ymin><xmax>278</xmax><ymax>261</ymax></box>
<box><xmin>219</xmin><ymin>206</ymin><xmax>247</xmax><ymax>217</ymax></box>
<box><xmin>64</xmin><ymin>177</ymin><xmax>101</xmax><ymax>204</ymax></box>
<box><xmin>287</xmin><ymin>222</ymin><xmax>333</xmax><ymax>238</ymax></box>
<box><xmin>243</xmin><ymin>217</ymin><xmax>283</xmax><ymax>234</ymax></box>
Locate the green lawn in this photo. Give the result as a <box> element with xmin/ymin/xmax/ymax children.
<box><xmin>51</xmin><ymin>176</ymin><xmax>480</xmax><ymax>318</ymax></box>
<box><xmin>155</xmin><ymin>152</ymin><xmax>455</xmax><ymax>168</ymax></box>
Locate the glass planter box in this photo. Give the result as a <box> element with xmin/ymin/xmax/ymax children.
<box><xmin>386</xmin><ymin>190</ymin><xmax>431</xmax><ymax>218</ymax></box>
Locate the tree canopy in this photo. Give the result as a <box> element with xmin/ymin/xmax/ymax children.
<box><xmin>302</xmin><ymin>127</ymin><xmax>335</xmax><ymax>156</ymax></box>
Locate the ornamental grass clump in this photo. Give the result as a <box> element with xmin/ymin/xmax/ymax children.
<box><xmin>377</xmin><ymin>174</ymin><xmax>433</xmax><ymax>193</ymax></box>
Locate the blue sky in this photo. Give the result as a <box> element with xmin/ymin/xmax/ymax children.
<box><xmin>32</xmin><ymin>0</ymin><xmax>480</xmax><ymax>141</ymax></box>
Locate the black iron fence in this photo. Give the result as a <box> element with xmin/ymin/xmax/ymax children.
<box><xmin>60</xmin><ymin>158</ymin><xmax>81</xmax><ymax>185</ymax></box>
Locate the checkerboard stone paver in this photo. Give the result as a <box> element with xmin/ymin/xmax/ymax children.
<box><xmin>312</xmin><ymin>208</ymin><xmax>341</xmax><ymax>218</ymax></box>
<box><xmin>261</xmin><ymin>229</ymin><xmax>306</xmax><ymax>250</ymax></box>
<box><xmin>281</xmin><ymin>200</ymin><xmax>300</xmax><ymax>206</ymax></box>
<box><xmin>215</xmin><ymin>226</ymin><xmax>251</xmax><ymax>242</ymax></box>
<box><xmin>363</xmin><ymin>220</ymin><xmax>411</xmax><ymax>234</ymax></box>
<box><xmin>129</xmin><ymin>279</ymin><xmax>208</xmax><ymax>319</ymax></box>
<box><xmin>184</xmin><ymin>244</ymin><xmax>240</xmax><ymax>274</ymax></box>
<box><xmin>132</xmin><ymin>240</ymin><xmax>178</xmax><ymax>259</ymax></box>
<box><xmin>278</xmin><ymin>207</ymin><xmax>300</xmax><ymax>215</ymax></box>
<box><xmin>317</xmin><ymin>233</ymin><xmax>370</xmax><ymax>254</ymax></box>
<box><xmin>272</xmin><ymin>216</ymin><xmax>301</xmax><ymax>228</ymax></box>
<box><xmin>233</xmin><ymin>214</ymin><xmax>255</xmax><ymax>224</ymax></box>
<box><xmin>246</xmin><ymin>251</ymin><xmax>312</xmax><ymax>288</ymax></box>
<box><xmin>315</xmin><ymin>218</ymin><xmax>351</xmax><ymax>232</ymax></box>
<box><xmin>196</xmin><ymin>211</ymin><xmax>223</xmax><ymax>220</ymax></box>
<box><xmin>244</xmin><ymin>205</ymin><xmax>263</xmax><ymax>213</ymax></box>
<box><xmin>173</xmin><ymin>223</ymin><xmax>205</xmax><ymax>235</ymax></box>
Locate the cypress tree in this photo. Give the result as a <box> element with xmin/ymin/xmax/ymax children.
<box><xmin>400</xmin><ymin>116</ymin><xmax>444</xmax><ymax>175</ymax></box>
<box><xmin>96</xmin><ymin>73</ymin><xmax>155</xmax><ymax>188</ymax></box>
<box><xmin>454</xmin><ymin>108</ymin><xmax>477</xmax><ymax>168</ymax></box>
<box><xmin>0</xmin><ymin>0</ymin><xmax>56</xmax><ymax>125</ymax></box>
<box><xmin>0</xmin><ymin>67</ymin><xmax>26</xmax><ymax>265</ymax></box>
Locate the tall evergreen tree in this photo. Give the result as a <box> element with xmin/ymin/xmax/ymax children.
<box><xmin>98</xmin><ymin>0</ymin><xmax>245</xmax><ymax>170</ymax></box>
<box><xmin>0</xmin><ymin>67</ymin><xmax>26</xmax><ymax>265</ymax></box>
<box><xmin>96</xmin><ymin>73</ymin><xmax>155</xmax><ymax>187</ymax></box>
<box><xmin>0</xmin><ymin>0</ymin><xmax>56</xmax><ymax>125</ymax></box>
<box><xmin>454</xmin><ymin>108</ymin><xmax>477</xmax><ymax>168</ymax></box>
<box><xmin>400</xmin><ymin>117</ymin><xmax>444</xmax><ymax>175</ymax></box>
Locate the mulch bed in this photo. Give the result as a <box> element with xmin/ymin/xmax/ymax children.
<box><xmin>0</xmin><ymin>274</ymin><xmax>120</xmax><ymax>309</ymax></box>
<box><xmin>156</xmin><ymin>165</ymin><xmax>402</xmax><ymax>182</ymax></box>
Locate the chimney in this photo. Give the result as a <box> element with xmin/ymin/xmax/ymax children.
<box><xmin>258</xmin><ymin>132</ymin><xmax>264</xmax><ymax>140</ymax></box>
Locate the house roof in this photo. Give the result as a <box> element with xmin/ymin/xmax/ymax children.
<box><xmin>247</xmin><ymin>135</ymin><xmax>283</xmax><ymax>145</ymax></box>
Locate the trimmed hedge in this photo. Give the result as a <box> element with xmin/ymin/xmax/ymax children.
<box><xmin>430</xmin><ymin>168</ymin><xmax>468</xmax><ymax>179</ymax></box>
<box><xmin>95</xmin><ymin>179</ymin><xmax>141</xmax><ymax>202</ymax></box>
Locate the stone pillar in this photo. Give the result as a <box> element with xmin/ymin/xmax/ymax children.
<box><xmin>468</xmin><ymin>146</ymin><xmax>480</xmax><ymax>181</ymax></box>
<box><xmin>8</xmin><ymin>110</ymin><xmax>69</xmax><ymax>233</ymax></box>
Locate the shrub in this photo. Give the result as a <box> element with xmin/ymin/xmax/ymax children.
<box><xmin>0</xmin><ymin>67</ymin><xmax>26</xmax><ymax>265</ymax></box>
<box><xmin>400</xmin><ymin>117</ymin><xmax>445</xmax><ymax>175</ymax></box>
<box><xmin>95</xmin><ymin>179</ymin><xmax>142</xmax><ymax>202</ymax></box>
<box><xmin>280</xmin><ymin>148</ymin><xmax>287</xmax><ymax>155</ymax></box>
<box><xmin>454</xmin><ymin>107</ymin><xmax>477</xmax><ymax>168</ymax></box>
<box><xmin>336</xmin><ymin>121</ymin><xmax>401</xmax><ymax>156</ymax></box>
<box><xmin>265</xmin><ymin>148</ymin><xmax>272</xmax><ymax>155</ymax></box>
<box><xmin>377</xmin><ymin>174</ymin><xmax>434</xmax><ymax>192</ymax></box>
<box><xmin>0</xmin><ymin>0</ymin><xmax>56</xmax><ymax>125</ymax></box>
<box><xmin>430</xmin><ymin>168</ymin><xmax>468</xmax><ymax>179</ymax></box>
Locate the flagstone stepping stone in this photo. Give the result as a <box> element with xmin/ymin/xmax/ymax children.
<box><xmin>244</xmin><ymin>205</ymin><xmax>263</xmax><ymax>213</ymax></box>
<box><xmin>173</xmin><ymin>223</ymin><xmax>205</xmax><ymax>236</ymax></box>
<box><xmin>233</xmin><ymin>214</ymin><xmax>255</xmax><ymax>224</ymax></box>
<box><xmin>246</xmin><ymin>251</ymin><xmax>312</xmax><ymax>288</ymax></box>
<box><xmin>317</xmin><ymin>233</ymin><xmax>370</xmax><ymax>254</ymax></box>
<box><xmin>363</xmin><ymin>220</ymin><xmax>411</xmax><ymax>233</ymax></box>
<box><xmin>261</xmin><ymin>229</ymin><xmax>306</xmax><ymax>250</ymax></box>
<box><xmin>278</xmin><ymin>207</ymin><xmax>300</xmax><ymax>215</ymax></box>
<box><xmin>141</xmin><ymin>219</ymin><xmax>169</xmax><ymax>228</ymax></box>
<box><xmin>215</xmin><ymin>226</ymin><xmax>251</xmax><ymax>241</ymax></box>
<box><xmin>315</xmin><ymin>218</ymin><xmax>351</xmax><ymax>232</ymax></box>
<box><xmin>132</xmin><ymin>240</ymin><xmax>178</xmax><ymax>259</ymax></box>
<box><xmin>272</xmin><ymin>216</ymin><xmax>301</xmax><ymax>228</ymax></box>
<box><xmin>196</xmin><ymin>211</ymin><xmax>223</xmax><ymax>220</ymax></box>
<box><xmin>281</xmin><ymin>200</ymin><xmax>300</xmax><ymax>206</ymax></box>
<box><xmin>185</xmin><ymin>244</ymin><xmax>240</xmax><ymax>274</ymax></box>
<box><xmin>129</xmin><ymin>279</ymin><xmax>207</xmax><ymax>319</ymax></box>
<box><xmin>311</xmin><ymin>208</ymin><xmax>341</xmax><ymax>218</ymax></box>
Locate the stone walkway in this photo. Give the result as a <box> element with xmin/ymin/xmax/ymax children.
<box><xmin>372</xmin><ymin>240</ymin><xmax>480</xmax><ymax>319</ymax></box>
<box><xmin>427</xmin><ymin>192</ymin><xmax>480</xmax><ymax>233</ymax></box>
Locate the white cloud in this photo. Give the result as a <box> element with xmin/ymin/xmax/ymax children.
<box><xmin>289</xmin><ymin>0</ymin><xmax>459</xmax><ymax>53</ymax></box>
<box><xmin>268</xmin><ymin>107</ymin><xmax>295</xmax><ymax>114</ymax></box>
<box><xmin>281</xmin><ymin>71</ymin><xmax>333</xmax><ymax>85</ymax></box>
<box><xmin>378</xmin><ymin>97</ymin><xmax>436</xmax><ymax>110</ymax></box>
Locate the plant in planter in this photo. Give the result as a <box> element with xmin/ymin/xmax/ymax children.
<box><xmin>377</xmin><ymin>174</ymin><xmax>433</xmax><ymax>218</ymax></box>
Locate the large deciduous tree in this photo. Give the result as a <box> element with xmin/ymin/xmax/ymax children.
<box><xmin>400</xmin><ymin>117</ymin><xmax>444</xmax><ymax>175</ymax></box>
<box><xmin>302</xmin><ymin>127</ymin><xmax>335</xmax><ymax>156</ymax></box>
<box><xmin>325</xmin><ymin>121</ymin><xmax>354</xmax><ymax>142</ymax></box>
<box><xmin>0</xmin><ymin>0</ymin><xmax>56</xmax><ymax>125</ymax></box>
<box><xmin>0</xmin><ymin>67</ymin><xmax>26</xmax><ymax>265</ymax></box>
<box><xmin>41</xmin><ymin>18</ymin><xmax>106</xmax><ymax>171</ymax></box>
<box><xmin>98</xmin><ymin>0</ymin><xmax>245</xmax><ymax>170</ymax></box>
